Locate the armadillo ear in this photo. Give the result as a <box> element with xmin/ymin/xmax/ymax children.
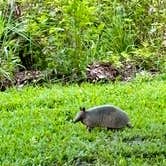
<box><xmin>82</xmin><ymin>107</ymin><xmax>86</xmax><ymax>112</ymax></box>
<box><xmin>80</xmin><ymin>107</ymin><xmax>86</xmax><ymax>112</ymax></box>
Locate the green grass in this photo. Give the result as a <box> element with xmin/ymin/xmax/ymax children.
<box><xmin>0</xmin><ymin>79</ymin><xmax>166</xmax><ymax>165</ymax></box>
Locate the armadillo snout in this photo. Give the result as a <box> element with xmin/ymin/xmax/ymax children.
<box><xmin>73</xmin><ymin>111</ymin><xmax>83</xmax><ymax>123</ymax></box>
<box><xmin>73</xmin><ymin>118</ymin><xmax>79</xmax><ymax>123</ymax></box>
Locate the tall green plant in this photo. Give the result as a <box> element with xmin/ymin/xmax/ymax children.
<box><xmin>94</xmin><ymin>2</ymin><xmax>136</xmax><ymax>58</ymax></box>
<box><xmin>0</xmin><ymin>1</ymin><xmax>34</xmax><ymax>84</ymax></box>
<box><xmin>3</xmin><ymin>0</ymin><xmax>164</xmax><ymax>83</ymax></box>
<box><xmin>0</xmin><ymin>9</ymin><xmax>19</xmax><ymax>82</ymax></box>
<box><xmin>60</xmin><ymin>0</ymin><xmax>96</xmax><ymax>76</ymax></box>
<box><xmin>25</xmin><ymin>0</ymin><xmax>98</xmax><ymax>79</ymax></box>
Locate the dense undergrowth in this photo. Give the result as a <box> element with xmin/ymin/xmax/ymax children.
<box><xmin>0</xmin><ymin>0</ymin><xmax>166</xmax><ymax>84</ymax></box>
<box><xmin>0</xmin><ymin>77</ymin><xmax>166</xmax><ymax>165</ymax></box>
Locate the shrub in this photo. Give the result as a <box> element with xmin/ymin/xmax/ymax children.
<box><xmin>0</xmin><ymin>0</ymin><xmax>165</xmax><ymax>82</ymax></box>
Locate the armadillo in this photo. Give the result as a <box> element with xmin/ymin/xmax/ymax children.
<box><xmin>73</xmin><ymin>105</ymin><xmax>132</xmax><ymax>131</ymax></box>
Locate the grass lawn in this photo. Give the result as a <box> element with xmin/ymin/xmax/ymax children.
<box><xmin>0</xmin><ymin>78</ymin><xmax>166</xmax><ymax>165</ymax></box>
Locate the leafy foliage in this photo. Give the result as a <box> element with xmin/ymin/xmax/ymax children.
<box><xmin>0</xmin><ymin>0</ymin><xmax>166</xmax><ymax>82</ymax></box>
<box><xmin>0</xmin><ymin>1</ymin><xmax>34</xmax><ymax>84</ymax></box>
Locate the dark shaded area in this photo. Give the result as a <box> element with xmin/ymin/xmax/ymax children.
<box><xmin>0</xmin><ymin>70</ymin><xmax>44</xmax><ymax>91</ymax></box>
<box><xmin>71</xmin><ymin>156</ymin><xmax>96</xmax><ymax>166</ymax></box>
<box><xmin>87</xmin><ymin>61</ymin><xmax>137</xmax><ymax>82</ymax></box>
<box><xmin>0</xmin><ymin>60</ymin><xmax>160</xmax><ymax>91</ymax></box>
<box><xmin>86</xmin><ymin>62</ymin><xmax>120</xmax><ymax>82</ymax></box>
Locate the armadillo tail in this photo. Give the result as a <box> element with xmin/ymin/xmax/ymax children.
<box><xmin>127</xmin><ymin>122</ymin><xmax>133</xmax><ymax>128</ymax></box>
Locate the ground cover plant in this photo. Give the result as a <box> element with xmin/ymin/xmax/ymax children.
<box><xmin>0</xmin><ymin>77</ymin><xmax>165</xmax><ymax>165</ymax></box>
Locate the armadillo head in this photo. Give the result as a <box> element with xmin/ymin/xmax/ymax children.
<box><xmin>73</xmin><ymin>107</ymin><xmax>86</xmax><ymax>123</ymax></box>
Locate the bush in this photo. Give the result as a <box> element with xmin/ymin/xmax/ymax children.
<box><xmin>0</xmin><ymin>2</ymin><xmax>20</xmax><ymax>84</ymax></box>
<box><xmin>0</xmin><ymin>0</ymin><xmax>166</xmax><ymax>82</ymax></box>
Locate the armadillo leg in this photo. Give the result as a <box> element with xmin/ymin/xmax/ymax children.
<box><xmin>87</xmin><ymin>126</ymin><xmax>93</xmax><ymax>132</ymax></box>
